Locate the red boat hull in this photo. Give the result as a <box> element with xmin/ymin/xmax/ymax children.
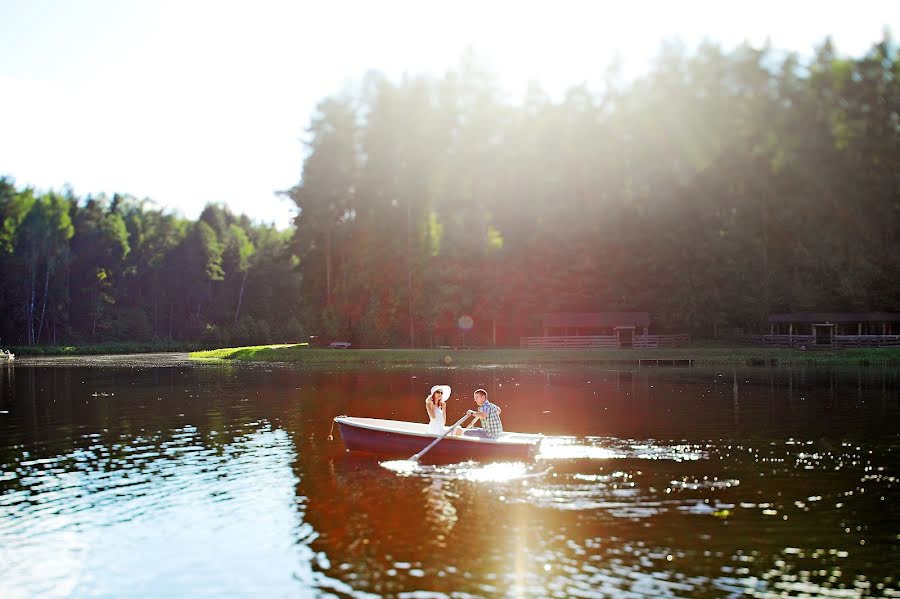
<box><xmin>335</xmin><ymin>417</ymin><xmax>542</xmax><ymax>462</ymax></box>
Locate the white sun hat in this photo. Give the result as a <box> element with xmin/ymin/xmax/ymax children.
<box><xmin>427</xmin><ymin>385</ymin><xmax>452</xmax><ymax>401</ymax></box>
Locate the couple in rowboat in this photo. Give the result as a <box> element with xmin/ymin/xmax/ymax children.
<box><xmin>424</xmin><ymin>385</ymin><xmax>504</xmax><ymax>439</ymax></box>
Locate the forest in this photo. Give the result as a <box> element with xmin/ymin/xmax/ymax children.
<box><xmin>1</xmin><ymin>35</ymin><xmax>897</xmax><ymax>348</ymax></box>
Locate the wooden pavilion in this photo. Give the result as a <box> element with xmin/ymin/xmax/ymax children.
<box><xmin>764</xmin><ymin>312</ymin><xmax>900</xmax><ymax>347</ymax></box>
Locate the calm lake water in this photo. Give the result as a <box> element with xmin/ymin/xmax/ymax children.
<box><xmin>1</xmin><ymin>356</ymin><xmax>898</xmax><ymax>598</ymax></box>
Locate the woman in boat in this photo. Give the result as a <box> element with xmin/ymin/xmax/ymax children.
<box><xmin>425</xmin><ymin>385</ymin><xmax>451</xmax><ymax>434</ymax></box>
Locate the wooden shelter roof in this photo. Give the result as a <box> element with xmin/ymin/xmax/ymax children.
<box><xmin>543</xmin><ymin>312</ymin><xmax>650</xmax><ymax>328</ymax></box>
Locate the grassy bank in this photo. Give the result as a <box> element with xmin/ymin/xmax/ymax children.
<box><xmin>190</xmin><ymin>344</ymin><xmax>900</xmax><ymax>366</ymax></box>
<box><xmin>10</xmin><ymin>340</ymin><xmax>213</xmax><ymax>356</ymax></box>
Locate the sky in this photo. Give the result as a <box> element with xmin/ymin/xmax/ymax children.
<box><xmin>0</xmin><ymin>1</ymin><xmax>895</xmax><ymax>229</ymax></box>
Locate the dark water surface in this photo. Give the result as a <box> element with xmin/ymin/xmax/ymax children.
<box><xmin>1</xmin><ymin>357</ymin><xmax>898</xmax><ymax>598</ymax></box>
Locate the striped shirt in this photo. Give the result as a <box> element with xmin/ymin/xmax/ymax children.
<box><xmin>478</xmin><ymin>400</ymin><xmax>503</xmax><ymax>439</ymax></box>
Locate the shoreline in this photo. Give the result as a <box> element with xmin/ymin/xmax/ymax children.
<box><xmin>188</xmin><ymin>344</ymin><xmax>900</xmax><ymax>367</ymax></box>
<box><xmin>7</xmin><ymin>343</ymin><xmax>899</xmax><ymax>366</ymax></box>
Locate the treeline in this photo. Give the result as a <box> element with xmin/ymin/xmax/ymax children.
<box><xmin>2</xmin><ymin>36</ymin><xmax>898</xmax><ymax>348</ymax></box>
<box><xmin>290</xmin><ymin>36</ymin><xmax>899</xmax><ymax>346</ymax></box>
<box><xmin>0</xmin><ymin>184</ymin><xmax>303</xmax><ymax>346</ymax></box>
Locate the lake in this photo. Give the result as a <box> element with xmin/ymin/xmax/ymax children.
<box><xmin>1</xmin><ymin>356</ymin><xmax>898</xmax><ymax>598</ymax></box>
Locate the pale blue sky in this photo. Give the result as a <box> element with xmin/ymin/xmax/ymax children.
<box><xmin>0</xmin><ymin>0</ymin><xmax>894</xmax><ymax>228</ymax></box>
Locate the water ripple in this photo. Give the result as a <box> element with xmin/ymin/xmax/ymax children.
<box><xmin>537</xmin><ymin>436</ymin><xmax>707</xmax><ymax>462</ymax></box>
<box><xmin>0</xmin><ymin>423</ymin><xmax>322</xmax><ymax>598</ymax></box>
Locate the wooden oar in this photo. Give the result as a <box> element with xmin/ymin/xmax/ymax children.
<box><xmin>409</xmin><ymin>413</ymin><xmax>472</xmax><ymax>462</ymax></box>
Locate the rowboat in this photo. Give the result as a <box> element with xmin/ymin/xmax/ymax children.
<box><xmin>334</xmin><ymin>416</ymin><xmax>543</xmax><ymax>462</ymax></box>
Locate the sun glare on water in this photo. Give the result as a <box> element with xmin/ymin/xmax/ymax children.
<box><xmin>457</xmin><ymin>462</ymin><xmax>542</xmax><ymax>483</ymax></box>
<box><xmin>379</xmin><ymin>460</ymin><xmax>421</xmax><ymax>475</ymax></box>
<box><xmin>537</xmin><ymin>437</ymin><xmax>624</xmax><ymax>460</ymax></box>
<box><xmin>380</xmin><ymin>459</ymin><xmax>550</xmax><ymax>482</ymax></box>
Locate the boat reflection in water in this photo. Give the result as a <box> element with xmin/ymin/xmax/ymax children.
<box><xmin>423</xmin><ymin>479</ymin><xmax>457</xmax><ymax>541</ymax></box>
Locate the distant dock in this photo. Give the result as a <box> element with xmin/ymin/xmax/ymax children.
<box><xmin>637</xmin><ymin>358</ymin><xmax>693</xmax><ymax>367</ymax></box>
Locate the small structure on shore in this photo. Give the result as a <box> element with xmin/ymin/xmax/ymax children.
<box><xmin>752</xmin><ymin>312</ymin><xmax>900</xmax><ymax>347</ymax></box>
<box><xmin>0</xmin><ymin>349</ymin><xmax>14</xmax><ymax>361</ymax></box>
<box><xmin>520</xmin><ymin>312</ymin><xmax>689</xmax><ymax>349</ymax></box>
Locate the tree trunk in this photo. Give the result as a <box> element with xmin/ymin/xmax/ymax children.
<box><xmin>36</xmin><ymin>263</ymin><xmax>51</xmax><ymax>343</ymax></box>
<box><xmin>759</xmin><ymin>166</ymin><xmax>770</xmax><ymax>329</ymax></box>
<box><xmin>325</xmin><ymin>228</ymin><xmax>332</xmax><ymax>307</ymax></box>
<box><xmin>406</xmin><ymin>198</ymin><xmax>415</xmax><ymax>348</ymax></box>
<box><xmin>234</xmin><ymin>269</ymin><xmax>248</xmax><ymax>325</ymax></box>
<box><xmin>92</xmin><ymin>292</ymin><xmax>100</xmax><ymax>338</ymax></box>
<box><xmin>407</xmin><ymin>266</ymin><xmax>415</xmax><ymax>348</ymax></box>
<box><xmin>64</xmin><ymin>259</ymin><xmax>71</xmax><ymax>337</ymax></box>
<box><xmin>27</xmin><ymin>254</ymin><xmax>36</xmax><ymax>345</ymax></box>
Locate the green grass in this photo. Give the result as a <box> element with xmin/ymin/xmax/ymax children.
<box><xmin>189</xmin><ymin>343</ymin><xmax>900</xmax><ymax>366</ymax></box>
<box><xmin>9</xmin><ymin>340</ymin><xmax>897</xmax><ymax>365</ymax></box>
<box><xmin>190</xmin><ymin>343</ymin><xmax>306</xmax><ymax>360</ymax></box>
<box><xmin>10</xmin><ymin>340</ymin><xmax>212</xmax><ymax>356</ymax></box>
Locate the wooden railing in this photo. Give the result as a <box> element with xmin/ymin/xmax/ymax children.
<box><xmin>520</xmin><ymin>336</ymin><xmax>619</xmax><ymax>349</ymax></box>
<box><xmin>736</xmin><ymin>334</ymin><xmax>900</xmax><ymax>348</ymax></box>
<box><xmin>834</xmin><ymin>335</ymin><xmax>900</xmax><ymax>347</ymax></box>
<box><xmin>520</xmin><ymin>334</ymin><xmax>690</xmax><ymax>349</ymax></box>
<box><xmin>736</xmin><ymin>334</ymin><xmax>813</xmax><ymax>348</ymax></box>
<box><xmin>633</xmin><ymin>334</ymin><xmax>691</xmax><ymax>348</ymax></box>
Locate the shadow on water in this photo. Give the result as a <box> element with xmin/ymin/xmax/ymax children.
<box><xmin>0</xmin><ymin>361</ymin><xmax>898</xmax><ymax>597</ymax></box>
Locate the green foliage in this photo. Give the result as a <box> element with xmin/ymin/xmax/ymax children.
<box><xmin>286</xmin><ymin>35</ymin><xmax>899</xmax><ymax>345</ymax></box>
<box><xmin>0</xmin><ymin>187</ymin><xmax>302</xmax><ymax>346</ymax></box>
<box><xmin>11</xmin><ymin>339</ymin><xmax>211</xmax><ymax>355</ymax></box>
<box><xmin>0</xmin><ymin>177</ymin><xmax>35</xmax><ymax>254</ymax></box>
<box><xmin>1</xmin><ymin>34</ymin><xmax>897</xmax><ymax>350</ymax></box>
<box><xmin>224</xmin><ymin>224</ymin><xmax>254</xmax><ymax>273</ymax></box>
<box><xmin>284</xmin><ymin>317</ymin><xmax>304</xmax><ymax>342</ymax></box>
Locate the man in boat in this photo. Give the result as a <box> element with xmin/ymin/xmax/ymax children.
<box><xmin>463</xmin><ymin>388</ymin><xmax>503</xmax><ymax>439</ymax></box>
